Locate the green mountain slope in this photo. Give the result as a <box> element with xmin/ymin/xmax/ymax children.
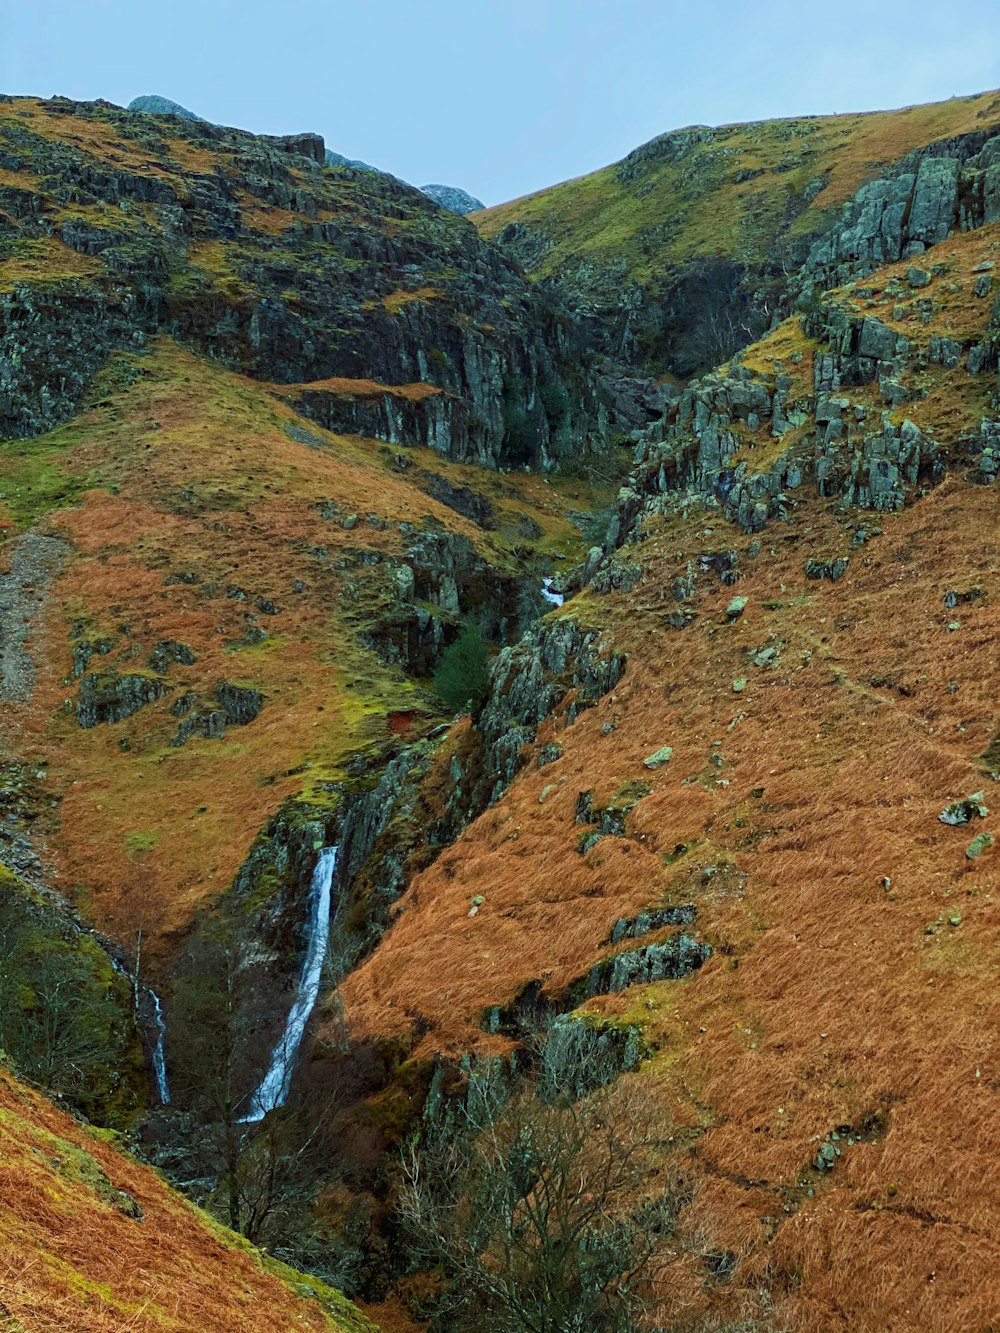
<box><xmin>474</xmin><ymin>88</ymin><xmax>1000</xmax><ymax>376</ymax></box>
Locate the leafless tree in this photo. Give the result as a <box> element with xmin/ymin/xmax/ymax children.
<box><xmin>400</xmin><ymin>1050</ymin><xmax>686</xmax><ymax>1333</ymax></box>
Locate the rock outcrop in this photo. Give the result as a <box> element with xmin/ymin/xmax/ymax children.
<box><xmin>126</xmin><ymin>94</ymin><xmax>204</xmax><ymax>120</ymax></box>
<box><xmin>475</xmin><ymin>91</ymin><xmax>1000</xmax><ymax>381</ymax></box>
<box><xmin>420</xmin><ymin>183</ymin><xmax>485</xmax><ymax>215</ymax></box>
<box><xmin>0</xmin><ymin>96</ymin><xmax>609</xmax><ymax>469</ymax></box>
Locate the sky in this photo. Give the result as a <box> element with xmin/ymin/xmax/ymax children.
<box><xmin>4</xmin><ymin>0</ymin><xmax>1000</xmax><ymax>206</ymax></box>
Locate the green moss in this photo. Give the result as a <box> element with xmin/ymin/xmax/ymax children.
<box><xmin>124</xmin><ymin>829</ymin><xmax>157</xmax><ymax>857</ymax></box>
<box><xmin>0</xmin><ymin>423</ymin><xmax>98</xmax><ymax>527</ymax></box>
<box><xmin>0</xmin><ymin>864</ymin><xmax>144</xmax><ymax>1127</ymax></box>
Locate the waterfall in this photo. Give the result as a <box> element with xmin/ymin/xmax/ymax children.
<box><xmin>107</xmin><ymin>949</ymin><xmax>171</xmax><ymax>1107</ymax></box>
<box><xmin>149</xmin><ymin>989</ymin><xmax>170</xmax><ymax>1105</ymax></box>
<box><xmin>239</xmin><ymin>846</ymin><xmax>337</xmax><ymax>1123</ymax></box>
<box><xmin>541</xmin><ymin>577</ymin><xmax>564</xmax><ymax>608</ymax></box>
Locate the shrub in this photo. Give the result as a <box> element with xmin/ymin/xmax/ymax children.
<box><xmin>433</xmin><ymin>626</ymin><xmax>491</xmax><ymax>715</ymax></box>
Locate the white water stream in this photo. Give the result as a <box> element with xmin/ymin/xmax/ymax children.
<box><xmin>541</xmin><ymin>577</ymin><xmax>564</xmax><ymax>608</ymax></box>
<box><xmin>240</xmin><ymin>846</ymin><xmax>337</xmax><ymax>1123</ymax></box>
<box><xmin>149</xmin><ymin>989</ymin><xmax>170</xmax><ymax>1104</ymax></box>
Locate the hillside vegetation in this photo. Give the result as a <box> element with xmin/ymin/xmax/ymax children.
<box><xmin>475</xmin><ymin>89</ymin><xmax>1000</xmax><ymax>374</ymax></box>
<box><xmin>0</xmin><ymin>1066</ymin><xmax>375</xmax><ymax>1332</ymax></box>
<box><xmin>2</xmin><ymin>84</ymin><xmax>1000</xmax><ymax>1333</ymax></box>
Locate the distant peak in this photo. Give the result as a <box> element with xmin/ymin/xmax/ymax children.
<box><xmin>127</xmin><ymin>94</ymin><xmax>204</xmax><ymax>121</ymax></box>
<box><xmin>420</xmin><ymin>184</ymin><xmax>485</xmax><ymax>215</ymax></box>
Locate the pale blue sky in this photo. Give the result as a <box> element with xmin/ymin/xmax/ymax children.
<box><xmin>4</xmin><ymin>0</ymin><xmax>999</xmax><ymax>205</ymax></box>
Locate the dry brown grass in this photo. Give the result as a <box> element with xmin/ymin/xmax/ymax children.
<box><xmin>341</xmin><ymin>479</ymin><xmax>1000</xmax><ymax>1331</ymax></box>
<box><xmin>0</xmin><ymin>1071</ymin><xmax>368</xmax><ymax>1332</ymax></box>
<box><xmin>268</xmin><ymin>376</ymin><xmax>443</xmax><ymax>403</ymax></box>
<box><xmin>0</xmin><ymin>338</ymin><xmax>596</xmax><ymax>967</ymax></box>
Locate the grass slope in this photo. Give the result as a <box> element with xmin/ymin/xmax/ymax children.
<box><xmin>0</xmin><ymin>336</ymin><xmax>604</xmax><ymax>956</ymax></box>
<box><xmin>475</xmin><ymin>89</ymin><xmax>1000</xmax><ymax>285</ymax></box>
<box><xmin>0</xmin><ymin>1067</ymin><xmax>375</xmax><ymax>1332</ymax></box>
<box><xmin>339</xmin><ymin>218</ymin><xmax>1000</xmax><ymax>1326</ymax></box>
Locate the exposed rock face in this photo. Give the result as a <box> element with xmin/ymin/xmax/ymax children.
<box><xmin>478</xmin><ymin>97</ymin><xmax>1000</xmax><ymax>382</ymax></box>
<box><xmin>168</xmin><ymin>681</ymin><xmax>264</xmax><ymax>746</ymax></box>
<box><xmin>800</xmin><ymin>129</ymin><xmax>1000</xmax><ymax>293</ymax></box>
<box><xmin>582</xmin><ymin>934</ymin><xmax>711</xmax><ymax>995</ymax></box>
<box><xmin>603</xmin><ymin>212</ymin><xmax>999</xmax><ymax>549</ymax></box>
<box><xmin>324</xmin><ymin>147</ymin><xmax>377</xmax><ymax>171</ymax></box>
<box><xmin>0</xmin><ymin>96</ymin><xmax>609</xmax><ymax>469</ymax></box>
<box><xmin>420</xmin><ymin>184</ymin><xmax>485</xmax><ymax>215</ymax></box>
<box><xmin>128</xmin><ymin>94</ymin><xmax>488</xmax><ymax>219</ymax></box>
<box><xmin>476</xmin><ymin>616</ymin><xmax>627</xmax><ymax>802</ymax></box>
<box><xmin>359</xmin><ymin>529</ymin><xmax>535</xmax><ymax>676</ymax></box>
<box><xmin>76</xmin><ymin>671</ymin><xmax>167</xmax><ymax>727</ymax></box>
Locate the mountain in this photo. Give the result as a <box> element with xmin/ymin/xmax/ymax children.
<box><xmin>474</xmin><ymin>88</ymin><xmax>1000</xmax><ymax>375</ymax></box>
<box><xmin>420</xmin><ymin>183</ymin><xmax>485</xmax><ymax>215</ymax></box>
<box><xmin>2</xmin><ymin>83</ymin><xmax>1000</xmax><ymax>1333</ymax></box>
<box><xmin>127</xmin><ymin>92</ymin><xmax>481</xmax><ymax>213</ymax></box>
<box><xmin>127</xmin><ymin>93</ymin><xmax>205</xmax><ymax>120</ymax></box>
<box><xmin>324</xmin><ymin>146</ymin><xmax>378</xmax><ymax>171</ymax></box>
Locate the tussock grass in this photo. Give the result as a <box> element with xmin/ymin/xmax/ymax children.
<box><xmin>342</xmin><ymin>482</ymin><xmax>1000</xmax><ymax>1330</ymax></box>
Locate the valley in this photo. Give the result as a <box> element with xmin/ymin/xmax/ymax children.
<box><xmin>0</xmin><ymin>83</ymin><xmax>998</xmax><ymax>1332</ymax></box>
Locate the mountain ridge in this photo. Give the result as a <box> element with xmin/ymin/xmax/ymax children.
<box><xmin>1</xmin><ymin>80</ymin><xmax>999</xmax><ymax>1333</ymax></box>
<box><xmin>127</xmin><ymin>93</ymin><xmax>484</xmax><ymax>213</ymax></box>
<box><xmin>475</xmin><ymin>86</ymin><xmax>1000</xmax><ymax>376</ymax></box>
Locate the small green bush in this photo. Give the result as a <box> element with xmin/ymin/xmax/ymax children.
<box><xmin>433</xmin><ymin>627</ymin><xmax>490</xmax><ymax>714</ymax></box>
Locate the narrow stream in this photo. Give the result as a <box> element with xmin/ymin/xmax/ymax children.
<box><xmin>149</xmin><ymin>989</ymin><xmax>170</xmax><ymax>1105</ymax></box>
<box><xmin>541</xmin><ymin>577</ymin><xmax>564</xmax><ymax>608</ymax></box>
<box><xmin>240</xmin><ymin>846</ymin><xmax>338</xmax><ymax>1123</ymax></box>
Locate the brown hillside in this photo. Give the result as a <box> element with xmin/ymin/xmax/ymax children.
<box><xmin>340</xmin><ymin>476</ymin><xmax>1000</xmax><ymax>1330</ymax></box>
<box><xmin>0</xmin><ymin>337</ymin><xmax>600</xmax><ymax>958</ymax></box>
<box><xmin>0</xmin><ymin>1067</ymin><xmax>376</xmax><ymax>1332</ymax></box>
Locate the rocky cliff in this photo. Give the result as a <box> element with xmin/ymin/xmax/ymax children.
<box><xmin>474</xmin><ymin>89</ymin><xmax>1000</xmax><ymax>378</ymax></box>
<box><xmin>128</xmin><ymin>94</ymin><xmax>486</xmax><ymax>214</ymax></box>
<box><xmin>1</xmin><ymin>95</ymin><xmax>608</xmax><ymax>468</ymax></box>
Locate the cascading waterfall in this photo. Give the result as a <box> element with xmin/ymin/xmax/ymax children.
<box><xmin>240</xmin><ymin>846</ymin><xmax>337</xmax><ymax>1123</ymax></box>
<box><xmin>149</xmin><ymin>989</ymin><xmax>170</xmax><ymax>1105</ymax></box>
<box><xmin>541</xmin><ymin>577</ymin><xmax>564</xmax><ymax>608</ymax></box>
<box><xmin>108</xmin><ymin>950</ymin><xmax>171</xmax><ymax>1106</ymax></box>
